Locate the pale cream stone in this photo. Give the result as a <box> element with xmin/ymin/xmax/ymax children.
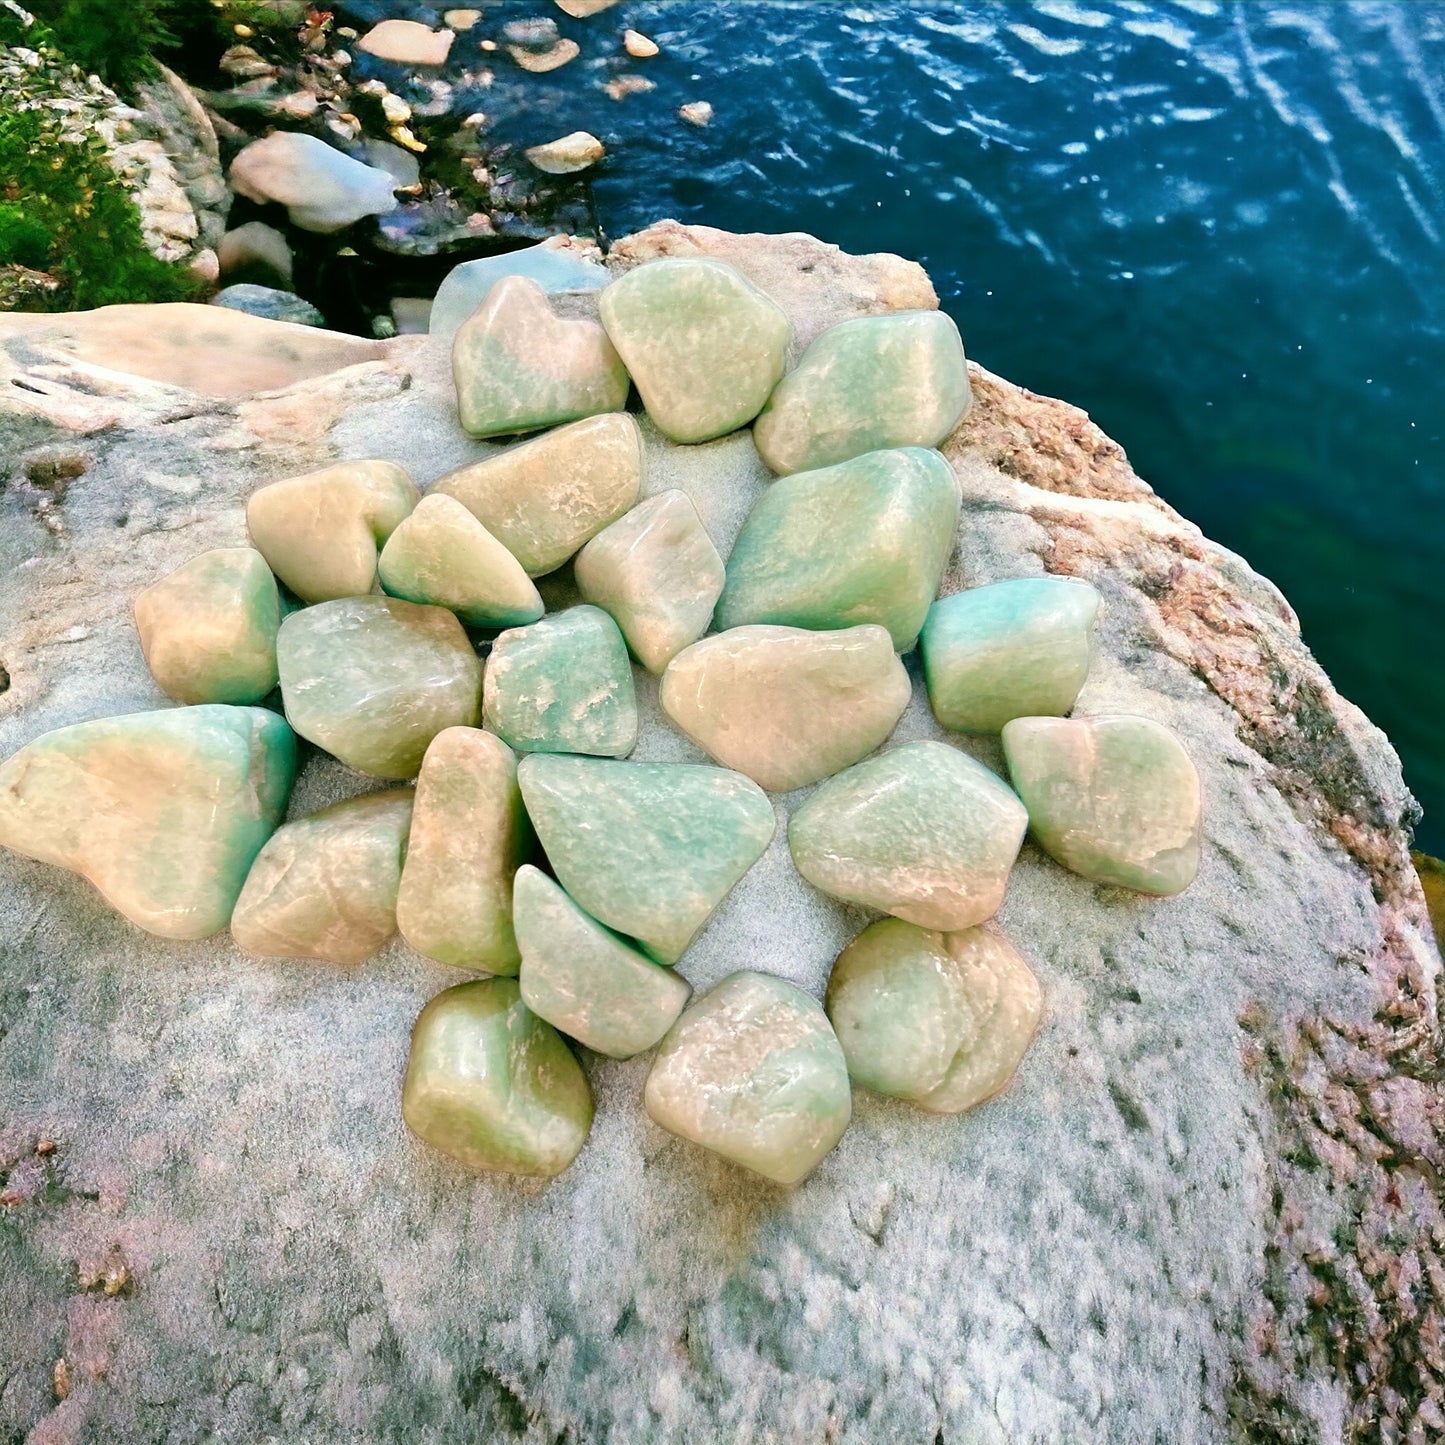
<box><xmin>678</xmin><ymin>101</ymin><xmax>713</xmax><ymax>127</ymax></box>
<box><xmin>525</xmin><ymin>131</ymin><xmax>606</xmax><ymax>175</ymax></box>
<box><xmin>555</xmin><ymin>0</ymin><xmax>619</xmax><ymax>14</ymax></box>
<box><xmin>660</xmin><ymin>624</ymin><xmax>910</xmax><ymax>793</ymax></box>
<box><xmin>623</xmin><ymin>29</ymin><xmax>659</xmax><ymax>57</ymax></box>
<box><xmin>508</xmin><ymin>37</ymin><xmax>579</xmax><ymax>71</ymax></box>
<box><xmin>358</xmin><ymin>19</ymin><xmax>455</xmax><ymax>66</ymax></box>
<box><xmin>228</xmin><ymin>132</ymin><xmax>399</xmax><ymax>233</ymax></box>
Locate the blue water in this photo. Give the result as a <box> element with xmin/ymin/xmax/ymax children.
<box><xmin>382</xmin><ymin>0</ymin><xmax>1445</xmax><ymax>845</ymax></box>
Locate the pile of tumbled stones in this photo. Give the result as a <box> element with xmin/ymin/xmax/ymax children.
<box><xmin>0</xmin><ymin>251</ymin><xmax>1203</xmax><ymax>1187</ymax></box>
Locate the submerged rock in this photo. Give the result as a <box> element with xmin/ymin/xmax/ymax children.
<box><xmin>525</xmin><ymin>131</ymin><xmax>606</xmax><ymax>175</ymax></box>
<box><xmin>508</xmin><ymin>37</ymin><xmax>579</xmax><ymax>72</ymax></box>
<box><xmin>210</xmin><ymin>283</ymin><xmax>324</xmax><ymax>328</ymax></box>
<box><xmin>229</xmin><ymin>132</ymin><xmax>399</xmax><ymax>234</ymax></box>
<box><xmin>0</xmin><ymin>707</ymin><xmax>296</xmax><ymax>939</ymax></box>
<box><xmin>677</xmin><ymin>101</ymin><xmax>714</xmax><ymax>127</ymax></box>
<box><xmin>429</xmin><ymin>239</ymin><xmax>609</xmax><ymax>343</ymax></box>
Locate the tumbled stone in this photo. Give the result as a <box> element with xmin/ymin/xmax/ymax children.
<box><xmin>825</xmin><ymin>918</ymin><xmax>1042</xmax><ymax>1113</ymax></box>
<box><xmin>218</xmin><ymin>220</ymin><xmax>294</xmax><ymax>288</ymax></box>
<box><xmin>508</xmin><ymin>36</ymin><xmax>578</xmax><ymax>71</ymax></box>
<box><xmin>660</xmin><ymin>625</ymin><xmax>909</xmax><ymax>793</ymax></box>
<box><xmin>228</xmin><ymin>132</ymin><xmax>399</xmax><ymax>233</ymax></box>
<box><xmin>358</xmin><ymin>19</ymin><xmax>454</xmax><ymax>66</ymax></box>
<box><xmin>623</xmin><ymin>29</ymin><xmax>659</xmax><ymax>57</ymax></box>
<box><xmin>429</xmin><ymin>241</ymin><xmax>609</xmax><ymax>342</ymax></box>
<box><xmin>247</xmin><ymin>460</ymin><xmax>420</xmax><ymax>605</ymax></box>
<box><xmin>211</xmin><ymin>283</ymin><xmax>324</xmax><ymax>328</ymax></box>
<box><xmin>555</xmin><ymin>0</ymin><xmax>619</xmax><ymax>15</ymax></box>
<box><xmin>677</xmin><ymin>101</ymin><xmax>714</xmax><ymax>127</ymax></box>
<box><xmin>402</xmin><ymin>978</ymin><xmax>593</xmax><ymax>1177</ymax></box>
<box><xmin>452</xmin><ymin>275</ymin><xmax>629</xmax><ymax>438</ymax></box>
<box><xmin>0</xmin><ymin>706</ymin><xmax>296</xmax><ymax>940</ymax></box>
<box><xmin>231</xmin><ymin>790</ymin><xmax>413</xmax><ymax>964</ymax></box>
<box><xmin>574</xmin><ymin>490</ymin><xmax>724</xmax><ymax>672</ymax></box>
<box><xmin>525</xmin><ymin>131</ymin><xmax>605</xmax><ymax>175</ymax></box>
<box><xmin>377</xmin><ymin>494</ymin><xmax>543</xmax><ymax>629</ymax></box>
<box><xmin>517</xmin><ymin>754</ymin><xmax>774</xmax><ymax>964</ymax></box>
<box><xmin>789</xmin><ymin>740</ymin><xmax>1027</xmax><ymax>929</ymax></box>
<box><xmin>643</xmin><ymin>971</ymin><xmax>851</xmax><ymax>1185</ymax></box>
<box><xmin>752</xmin><ymin>310</ymin><xmax>971</xmax><ymax>474</ymax></box>
<box><xmin>396</xmin><ymin>728</ymin><xmax>531</xmax><ymax>974</ymax></box>
<box><xmin>431</xmin><ymin>413</ymin><xmax>642</xmax><ymax>577</ymax></box>
<box><xmin>921</xmin><ymin>577</ymin><xmax>1101</xmax><ymax>734</ymax></box>
<box><xmin>515</xmin><ymin>866</ymin><xmax>691</xmax><ymax>1058</ymax></box>
<box><xmin>715</xmin><ymin>446</ymin><xmax>960</xmax><ymax>651</ymax></box>
<box><xmin>484</xmin><ymin>606</ymin><xmax>637</xmax><ymax>758</ymax></box>
<box><xmin>1001</xmin><ymin>714</ymin><xmax>1202</xmax><ymax>895</ymax></box>
<box><xmin>598</xmin><ymin>257</ymin><xmax>790</xmax><ymax>444</ymax></box>
<box><xmin>133</xmin><ymin>547</ymin><xmax>281</xmax><ymax>705</ymax></box>
<box><xmin>278</xmin><ymin>596</ymin><xmax>482</xmax><ymax>778</ymax></box>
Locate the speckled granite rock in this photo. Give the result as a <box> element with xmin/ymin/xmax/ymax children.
<box><xmin>1</xmin><ymin>223</ymin><xmax>1440</xmax><ymax>1445</ymax></box>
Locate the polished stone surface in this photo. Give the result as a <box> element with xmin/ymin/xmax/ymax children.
<box><xmin>246</xmin><ymin>460</ymin><xmax>420</xmax><ymax>605</ymax></box>
<box><xmin>825</xmin><ymin>918</ymin><xmax>1042</xmax><ymax>1114</ymax></box>
<box><xmin>715</xmin><ymin>446</ymin><xmax>961</xmax><ymax>651</ymax></box>
<box><xmin>660</xmin><ymin>624</ymin><xmax>909</xmax><ymax>793</ymax></box>
<box><xmin>133</xmin><ymin>547</ymin><xmax>281</xmax><ymax>705</ymax></box>
<box><xmin>574</xmin><ymin>490</ymin><xmax>724</xmax><ymax>673</ymax></box>
<box><xmin>377</xmin><ymin>494</ymin><xmax>544</xmax><ymax>630</ymax></box>
<box><xmin>431</xmin><ymin>413</ymin><xmax>642</xmax><ymax>577</ymax></box>
<box><xmin>228</xmin><ymin>132</ymin><xmax>400</xmax><ymax>234</ymax></box>
<box><xmin>484</xmin><ymin>606</ymin><xmax>637</xmax><ymax>758</ymax></box>
<box><xmin>429</xmin><ymin>241</ymin><xmax>609</xmax><ymax>343</ymax></box>
<box><xmin>452</xmin><ymin>276</ymin><xmax>629</xmax><ymax>438</ymax></box>
<box><xmin>789</xmin><ymin>740</ymin><xmax>1027</xmax><ymax>929</ymax></box>
<box><xmin>598</xmin><ymin>257</ymin><xmax>790</xmax><ymax>443</ymax></box>
<box><xmin>752</xmin><ymin>310</ymin><xmax>971</xmax><ymax>474</ymax></box>
<box><xmin>517</xmin><ymin>754</ymin><xmax>774</xmax><ymax>964</ymax></box>
<box><xmin>1002</xmin><ymin>714</ymin><xmax>1202</xmax><ymax>895</ymax></box>
<box><xmin>514</xmin><ymin>866</ymin><xmax>692</xmax><ymax>1059</ymax></box>
<box><xmin>0</xmin><ymin>706</ymin><xmax>296</xmax><ymax>939</ymax></box>
<box><xmin>395</xmin><ymin>728</ymin><xmax>531</xmax><ymax>975</ymax></box>
<box><xmin>231</xmin><ymin>790</ymin><xmax>413</xmax><ymax>964</ymax></box>
<box><xmin>277</xmin><ymin>596</ymin><xmax>482</xmax><ymax>779</ymax></box>
<box><xmin>402</xmin><ymin>978</ymin><xmax>593</xmax><ymax>1177</ymax></box>
<box><xmin>525</xmin><ymin>131</ymin><xmax>606</xmax><ymax>175</ymax></box>
<box><xmin>643</xmin><ymin>971</ymin><xmax>851</xmax><ymax>1185</ymax></box>
<box><xmin>921</xmin><ymin>577</ymin><xmax>1101</xmax><ymax>734</ymax></box>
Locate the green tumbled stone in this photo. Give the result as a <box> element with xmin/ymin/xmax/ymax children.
<box><xmin>484</xmin><ymin>606</ymin><xmax>637</xmax><ymax>758</ymax></box>
<box><xmin>715</xmin><ymin>446</ymin><xmax>960</xmax><ymax>651</ymax></box>
<box><xmin>1002</xmin><ymin>714</ymin><xmax>1202</xmax><ymax>895</ymax></box>
<box><xmin>133</xmin><ymin>547</ymin><xmax>282</xmax><ymax>705</ymax></box>
<box><xmin>515</xmin><ymin>866</ymin><xmax>691</xmax><ymax>1059</ymax></box>
<box><xmin>431</xmin><ymin>413</ymin><xmax>642</xmax><ymax>577</ymax></box>
<box><xmin>788</xmin><ymin>740</ymin><xmax>1027</xmax><ymax>930</ymax></box>
<box><xmin>246</xmin><ymin>459</ymin><xmax>419</xmax><ymax>604</ymax></box>
<box><xmin>452</xmin><ymin>275</ymin><xmax>630</xmax><ymax>437</ymax></box>
<box><xmin>277</xmin><ymin>596</ymin><xmax>482</xmax><ymax>779</ymax></box>
<box><xmin>377</xmin><ymin>493</ymin><xmax>544</xmax><ymax>629</ymax></box>
<box><xmin>825</xmin><ymin>918</ymin><xmax>1042</xmax><ymax>1114</ymax></box>
<box><xmin>752</xmin><ymin>310</ymin><xmax>971</xmax><ymax>475</ymax></box>
<box><xmin>643</xmin><ymin>970</ymin><xmax>851</xmax><ymax>1185</ymax></box>
<box><xmin>659</xmin><ymin>624</ymin><xmax>909</xmax><ymax>793</ymax></box>
<box><xmin>396</xmin><ymin>727</ymin><xmax>531</xmax><ymax>975</ymax></box>
<box><xmin>517</xmin><ymin>754</ymin><xmax>775</xmax><ymax>964</ymax></box>
<box><xmin>598</xmin><ymin>257</ymin><xmax>790</xmax><ymax>443</ymax></box>
<box><xmin>231</xmin><ymin>789</ymin><xmax>413</xmax><ymax>964</ymax></box>
<box><xmin>921</xmin><ymin>576</ymin><xmax>1101</xmax><ymax>734</ymax></box>
<box><xmin>402</xmin><ymin>978</ymin><xmax>593</xmax><ymax>1177</ymax></box>
<box><xmin>0</xmin><ymin>705</ymin><xmax>296</xmax><ymax>939</ymax></box>
<box><xmin>574</xmin><ymin>490</ymin><xmax>725</xmax><ymax>673</ymax></box>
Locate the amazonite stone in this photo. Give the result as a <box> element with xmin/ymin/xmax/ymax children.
<box><xmin>752</xmin><ymin>310</ymin><xmax>970</xmax><ymax>474</ymax></box>
<box><xmin>825</xmin><ymin>918</ymin><xmax>1042</xmax><ymax>1113</ymax></box>
<box><xmin>484</xmin><ymin>606</ymin><xmax>637</xmax><ymax>758</ymax></box>
<box><xmin>133</xmin><ymin>547</ymin><xmax>281</xmax><ymax>705</ymax></box>
<box><xmin>789</xmin><ymin>740</ymin><xmax>1027</xmax><ymax>930</ymax></box>
<box><xmin>574</xmin><ymin>490</ymin><xmax>724</xmax><ymax>673</ymax></box>
<box><xmin>643</xmin><ymin>971</ymin><xmax>851</xmax><ymax>1185</ymax></box>
<box><xmin>430</xmin><ymin>242</ymin><xmax>609</xmax><ymax>343</ymax></box>
<box><xmin>431</xmin><ymin>413</ymin><xmax>642</xmax><ymax>577</ymax></box>
<box><xmin>715</xmin><ymin>446</ymin><xmax>960</xmax><ymax>651</ymax></box>
<box><xmin>517</xmin><ymin>754</ymin><xmax>774</xmax><ymax>964</ymax></box>
<box><xmin>1002</xmin><ymin>714</ymin><xmax>1202</xmax><ymax>895</ymax></box>
<box><xmin>0</xmin><ymin>706</ymin><xmax>296</xmax><ymax>939</ymax></box>
<box><xmin>247</xmin><ymin>460</ymin><xmax>420</xmax><ymax>604</ymax></box>
<box><xmin>515</xmin><ymin>866</ymin><xmax>691</xmax><ymax>1059</ymax></box>
<box><xmin>402</xmin><ymin>978</ymin><xmax>593</xmax><ymax>1177</ymax></box>
<box><xmin>278</xmin><ymin>596</ymin><xmax>482</xmax><ymax>778</ymax></box>
<box><xmin>396</xmin><ymin>728</ymin><xmax>531</xmax><ymax>974</ymax></box>
<box><xmin>452</xmin><ymin>275</ymin><xmax>629</xmax><ymax>438</ymax></box>
<box><xmin>660</xmin><ymin>624</ymin><xmax>909</xmax><ymax>793</ymax></box>
<box><xmin>231</xmin><ymin>790</ymin><xmax>413</xmax><ymax>964</ymax></box>
<box><xmin>921</xmin><ymin>577</ymin><xmax>1101</xmax><ymax>733</ymax></box>
<box><xmin>598</xmin><ymin>257</ymin><xmax>790</xmax><ymax>443</ymax></box>
<box><xmin>377</xmin><ymin>494</ymin><xmax>544</xmax><ymax>629</ymax></box>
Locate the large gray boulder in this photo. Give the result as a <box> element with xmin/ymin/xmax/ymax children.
<box><xmin>1</xmin><ymin>224</ymin><xmax>1440</xmax><ymax>1444</ymax></box>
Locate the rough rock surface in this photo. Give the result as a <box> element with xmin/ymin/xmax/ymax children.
<box><xmin>1</xmin><ymin>224</ymin><xmax>1441</xmax><ymax>1444</ymax></box>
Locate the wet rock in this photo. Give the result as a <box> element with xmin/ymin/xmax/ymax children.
<box><xmin>218</xmin><ymin>220</ymin><xmax>294</xmax><ymax>288</ymax></box>
<box><xmin>678</xmin><ymin>101</ymin><xmax>714</xmax><ymax>127</ymax></box>
<box><xmin>524</xmin><ymin>130</ymin><xmax>606</xmax><ymax>175</ymax></box>
<box><xmin>229</xmin><ymin>131</ymin><xmax>399</xmax><ymax>233</ymax></box>
<box><xmin>508</xmin><ymin>38</ymin><xmax>579</xmax><ymax>73</ymax></box>
<box><xmin>555</xmin><ymin>0</ymin><xmax>620</xmax><ymax>14</ymax></box>
<box><xmin>358</xmin><ymin>20</ymin><xmax>455</xmax><ymax>67</ymax></box>
<box><xmin>210</xmin><ymin>283</ymin><xmax>325</xmax><ymax>328</ymax></box>
<box><xmin>624</xmin><ymin>29</ymin><xmax>659</xmax><ymax>58</ymax></box>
